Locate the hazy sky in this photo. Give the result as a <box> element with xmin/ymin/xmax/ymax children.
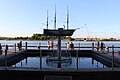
<box><xmin>0</xmin><ymin>0</ymin><xmax>120</xmax><ymax>38</ymax></box>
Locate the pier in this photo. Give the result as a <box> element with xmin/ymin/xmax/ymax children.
<box><xmin>0</xmin><ymin>42</ymin><xmax>120</xmax><ymax>67</ymax></box>
<box><xmin>0</xmin><ymin>41</ymin><xmax>120</xmax><ymax>80</ymax></box>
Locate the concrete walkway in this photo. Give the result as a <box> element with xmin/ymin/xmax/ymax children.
<box><xmin>94</xmin><ymin>50</ymin><xmax>120</xmax><ymax>67</ymax></box>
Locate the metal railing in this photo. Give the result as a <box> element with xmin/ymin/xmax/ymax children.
<box><xmin>0</xmin><ymin>42</ymin><xmax>119</xmax><ymax>52</ymax></box>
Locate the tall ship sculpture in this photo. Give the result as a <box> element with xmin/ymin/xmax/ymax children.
<box><xmin>43</xmin><ymin>6</ymin><xmax>75</xmax><ymax>68</ymax></box>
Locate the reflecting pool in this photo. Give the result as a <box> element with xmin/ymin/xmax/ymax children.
<box><xmin>11</xmin><ymin>57</ymin><xmax>107</xmax><ymax>68</ymax></box>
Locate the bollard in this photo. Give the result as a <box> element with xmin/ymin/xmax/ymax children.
<box><xmin>25</xmin><ymin>42</ymin><xmax>27</xmax><ymax>50</ymax></box>
<box><xmin>112</xmin><ymin>45</ymin><xmax>114</xmax><ymax>70</ymax></box>
<box><xmin>92</xmin><ymin>42</ymin><xmax>94</xmax><ymax>51</ymax></box>
<box><xmin>76</xmin><ymin>50</ymin><xmax>78</xmax><ymax>70</ymax></box>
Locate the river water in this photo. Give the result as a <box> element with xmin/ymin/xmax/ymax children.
<box><xmin>11</xmin><ymin>57</ymin><xmax>108</xmax><ymax>68</ymax></box>
<box><xmin>0</xmin><ymin>40</ymin><xmax>120</xmax><ymax>52</ymax></box>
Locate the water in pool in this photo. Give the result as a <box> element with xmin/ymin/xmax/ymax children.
<box><xmin>11</xmin><ymin>57</ymin><xmax>107</xmax><ymax>68</ymax></box>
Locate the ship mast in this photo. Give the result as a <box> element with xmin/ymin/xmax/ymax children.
<box><xmin>46</xmin><ymin>10</ymin><xmax>48</xmax><ymax>29</ymax></box>
<box><xmin>54</xmin><ymin>5</ymin><xmax>56</xmax><ymax>29</ymax></box>
<box><xmin>67</xmin><ymin>6</ymin><xmax>69</xmax><ymax>29</ymax></box>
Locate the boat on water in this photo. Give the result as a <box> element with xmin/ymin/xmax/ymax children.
<box><xmin>44</xmin><ymin>28</ymin><xmax>75</xmax><ymax>36</ymax></box>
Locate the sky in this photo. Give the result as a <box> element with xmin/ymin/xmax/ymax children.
<box><xmin>0</xmin><ymin>0</ymin><xmax>120</xmax><ymax>38</ymax></box>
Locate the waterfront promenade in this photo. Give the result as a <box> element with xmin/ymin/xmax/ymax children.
<box><xmin>0</xmin><ymin>42</ymin><xmax>120</xmax><ymax>80</ymax></box>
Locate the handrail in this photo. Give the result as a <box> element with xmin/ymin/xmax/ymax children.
<box><xmin>1</xmin><ymin>45</ymin><xmax>120</xmax><ymax>48</ymax></box>
<box><xmin>1</xmin><ymin>44</ymin><xmax>120</xmax><ymax>48</ymax></box>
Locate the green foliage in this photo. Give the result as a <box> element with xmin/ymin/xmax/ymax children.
<box><xmin>0</xmin><ymin>33</ymin><xmax>118</xmax><ymax>41</ymax></box>
<box><xmin>30</xmin><ymin>33</ymin><xmax>57</xmax><ymax>40</ymax></box>
<box><xmin>62</xmin><ymin>36</ymin><xmax>74</xmax><ymax>41</ymax></box>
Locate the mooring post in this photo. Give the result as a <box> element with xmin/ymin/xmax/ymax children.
<box><xmin>25</xmin><ymin>42</ymin><xmax>27</xmax><ymax>50</ymax></box>
<box><xmin>92</xmin><ymin>42</ymin><xmax>94</xmax><ymax>51</ymax></box>
<box><xmin>112</xmin><ymin>45</ymin><xmax>114</xmax><ymax>70</ymax></box>
<box><xmin>76</xmin><ymin>50</ymin><xmax>78</xmax><ymax>70</ymax></box>
<box><xmin>5</xmin><ymin>44</ymin><xmax>8</xmax><ymax>70</ymax></box>
<box><xmin>15</xmin><ymin>43</ymin><xmax>16</xmax><ymax>52</ymax></box>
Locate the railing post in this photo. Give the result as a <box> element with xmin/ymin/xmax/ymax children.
<box><xmin>76</xmin><ymin>50</ymin><xmax>78</xmax><ymax>70</ymax></box>
<box><xmin>5</xmin><ymin>44</ymin><xmax>8</xmax><ymax>70</ymax></box>
<box><xmin>20</xmin><ymin>41</ymin><xmax>22</xmax><ymax>51</ymax></box>
<box><xmin>97</xmin><ymin>41</ymin><xmax>100</xmax><ymax>51</ymax></box>
<box><xmin>5</xmin><ymin>49</ymin><xmax>7</xmax><ymax>69</ymax></box>
<box><xmin>92</xmin><ymin>42</ymin><xmax>94</xmax><ymax>51</ymax></box>
<box><xmin>0</xmin><ymin>43</ymin><xmax>2</xmax><ymax>54</ymax></box>
<box><xmin>20</xmin><ymin>61</ymin><xmax>23</xmax><ymax>67</ymax></box>
<box><xmin>38</xmin><ymin>43</ymin><xmax>42</xmax><ymax>70</ymax></box>
<box><xmin>25</xmin><ymin>57</ymin><xmax>28</xmax><ymax>66</ymax></box>
<box><xmin>40</xmin><ymin>49</ymin><xmax>42</xmax><ymax>70</ymax></box>
<box><xmin>15</xmin><ymin>43</ymin><xmax>16</xmax><ymax>52</ymax></box>
<box><xmin>112</xmin><ymin>45</ymin><xmax>114</xmax><ymax>70</ymax></box>
<box><xmin>25</xmin><ymin>42</ymin><xmax>27</xmax><ymax>50</ymax></box>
